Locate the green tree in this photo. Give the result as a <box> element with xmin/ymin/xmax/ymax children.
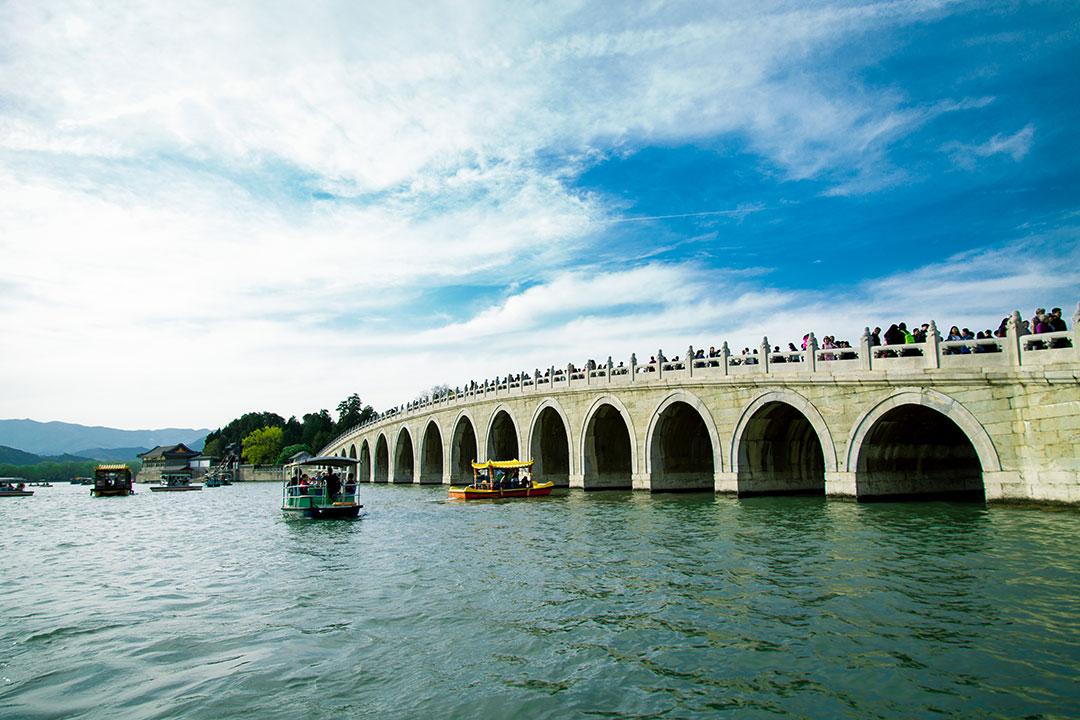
<box><xmin>282</xmin><ymin>416</ymin><xmax>303</xmax><ymax>446</ymax></box>
<box><xmin>335</xmin><ymin>393</ymin><xmax>375</xmax><ymax>436</ymax></box>
<box><xmin>301</xmin><ymin>410</ymin><xmax>335</xmax><ymax>452</ymax></box>
<box><xmin>206</xmin><ymin>411</ymin><xmax>287</xmax><ymax>450</ymax></box>
<box><xmin>274</xmin><ymin>443</ymin><xmax>312</xmax><ymax>465</ymax></box>
<box><xmin>241</xmin><ymin>426</ymin><xmax>284</xmax><ymax>466</ymax></box>
<box><xmin>202</xmin><ymin>436</ymin><xmax>225</xmax><ymax>459</ymax></box>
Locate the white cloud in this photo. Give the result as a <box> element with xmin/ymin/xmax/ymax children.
<box><xmin>2</xmin><ymin>1</ymin><xmax>965</xmax><ymax>192</ymax></box>
<box><xmin>945</xmin><ymin>124</ymin><xmax>1035</xmax><ymax>169</ymax></box>
<box><xmin>3</xmin><ymin>0</ymin><xmax>1041</xmax><ymax>429</ymax></box>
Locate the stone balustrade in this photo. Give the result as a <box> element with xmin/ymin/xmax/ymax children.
<box><xmin>324</xmin><ymin>305</ymin><xmax>1080</xmax><ymax>452</ymax></box>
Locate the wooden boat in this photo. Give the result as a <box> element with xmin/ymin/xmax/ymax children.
<box><xmin>92</xmin><ymin>464</ymin><xmax>133</xmax><ymax>497</ymax></box>
<box><xmin>0</xmin><ymin>478</ymin><xmax>33</xmax><ymax>497</ymax></box>
<box><xmin>282</xmin><ymin>456</ymin><xmax>362</xmax><ymax>519</ymax></box>
<box><xmin>149</xmin><ymin>472</ymin><xmax>202</xmax><ymax>492</ymax></box>
<box><xmin>449</xmin><ymin>460</ymin><xmax>553</xmax><ymax>500</ymax></box>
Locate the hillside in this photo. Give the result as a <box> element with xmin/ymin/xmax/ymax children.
<box><xmin>0</xmin><ymin>445</ymin><xmax>95</xmax><ymax>465</ymax></box>
<box><xmin>0</xmin><ymin>445</ymin><xmax>42</xmax><ymax>465</ymax></box>
<box><xmin>72</xmin><ymin>447</ymin><xmax>150</xmax><ymax>461</ymax></box>
<box><xmin>0</xmin><ymin>419</ymin><xmax>208</xmax><ymax>456</ymax></box>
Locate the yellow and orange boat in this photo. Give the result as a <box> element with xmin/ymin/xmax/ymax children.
<box><xmin>448</xmin><ymin>460</ymin><xmax>553</xmax><ymax>500</ymax></box>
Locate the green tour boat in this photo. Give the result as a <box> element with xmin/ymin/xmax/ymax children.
<box><xmin>282</xmin><ymin>456</ymin><xmax>362</xmax><ymax>519</ymax></box>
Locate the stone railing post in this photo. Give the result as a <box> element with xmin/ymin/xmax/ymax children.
<box><xmin>567</xmin><ymin>363</ymin><xmax>574</xmax><ymax>386</ymax></box>
<box><xmin>859</xmin><ymin>327</ymin><xmax>872</xmax><ymax>370</ymax></box>
<box><xmin>1006</xmin><ymin>310</ymin><xmax>1022</xmax><ymax>366</ymax></box>
<box><xmin>925</xmin><ymin>320</ymin><xmax>941</xmax><ymax>369</ymax></box>
<box><xmin>805</xmin><ymin>333</ymin><xmax>818</xmax><ymax>372</ymax></box>
<box><xmin>607</xmin><ymin>356</ymin><xmax>613</xmax><ymax>383</ymax></box>
<box><xmin>759</xmin><ymin>337</ymin><xmax>770</xmax><ymax>373</ymax></box>
<box><xmin>720</xmin><ymin>342</ymin><xmax>730</xmax><ymax>375</ymax></box>
<box><xmin>1073</xmin><ymin>302</ymin><xmax>1080</xmax><ymax>359</ymax></box>
<box><xmin>549</xmin><ymin>366</ymin><xmax>555</xmax><ymax>388</ymax></box>
<box><xmin>657</xmin><ymin>349</ymin><xmax>664</xmax><ymax>379</ymax></box>
<box><xmin>586</xmin><ymin>359</ymin><xmax>591</xmax><ymax>386</ymax></box>
<box><xmin>629</xmin><ymin>353</ymin><xmax>637</xmax><ymax>382</ymax></box>
<box><xmin>687</xmin><ymin>345</ymin><xmax>695</xmax><ymax>377</ymax></box>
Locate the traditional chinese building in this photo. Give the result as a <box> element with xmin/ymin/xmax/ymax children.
<box><xmin>137</xmin><ymin>443</ymin><xmax>201</xmax><ymax>483</ymax></box>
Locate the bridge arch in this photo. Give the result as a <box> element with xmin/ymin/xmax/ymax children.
<box><xmin>374</xmin><ymin>433</ymin><xmax>389</xmax><ymax>483</ymax></box>
<box><xmin>419</xmin><ymin>419</ymin><xmax>444</xmax><ymax>484</ymax></box>
<box><xmin>730</xmin><ymin>390</ymin><xmax>835</xmax><ymax>497</ymax></box>
<box><xmin>486</xmin><ymin>404</ymin><xmax>522</xmax><ymax>461</ymax></box>
<box><xmin>348</xmin><ymin>444</ymin><xmax>356</xmax><ymax>459</ymax></box>
<box><xmin>580</xmin><ymin>395</ymin><xmax>637</xmax><ymax>490</ymax></box>
<box><xmin>645</xmin><ymin>390</ymin><xmax>720</xmax><ymax>491</ymax></box>
<box><xmin>846</xmin><ymin>389</ymin><xmax>997</xmax><ymax>501</ymax></box>
<box><xmin>359</xmin><ymin>440</ymin><xmax>371</xmax><ymax>483</ymax></box>
<box><xmin>450</xmin><ymin>411</ymin><xmax>479</xmax><ymax>484</ymax></box>
<box><xmin>528</xmin><ymin>398</ymin><xmax>573</xmax><ymax>486</ymax></box>
<box><xmin>393</xmin><ymin>425</ymin><xmax>415</xmax><ymax>483</ymax></box>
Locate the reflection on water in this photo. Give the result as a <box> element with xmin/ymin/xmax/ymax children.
<box><xmin>1</xmin><ymin>484</ymin><xmax>1078</xmax><ymax>718</ymax></box>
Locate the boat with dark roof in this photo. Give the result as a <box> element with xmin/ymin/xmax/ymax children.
<box><xmin>282</xmin><ymin>456</ymin><xmax>361</xmax><ymax>519</ymax></box>
<box><xmin>91</xmin><ymin>464</ymin><xmax>134</xmax><ymax>497</ymax></box>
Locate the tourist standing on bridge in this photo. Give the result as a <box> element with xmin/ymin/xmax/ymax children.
<box><xmin>1049</xmin><ymin>307</ymin><xmax>1067</xmax><ymax>331</ymax></box>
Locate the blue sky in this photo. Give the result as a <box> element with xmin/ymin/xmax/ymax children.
<box><xmin>1</xmin><ymin>0</ymin><xmax>1078</xmax><ymax>427</ymax></box>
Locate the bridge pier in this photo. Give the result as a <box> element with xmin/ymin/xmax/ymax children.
<box><xmin>714</xmin><ymin>472</ymin><xmax>738</xmax><ymax>494</ymax></box>
<box><xmin>825</xmin><ymin>471</ymin><xmax>857</xmax><ymax>498</ymax></box>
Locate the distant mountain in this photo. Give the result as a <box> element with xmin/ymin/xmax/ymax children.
<box><xmin>72</xmin><ymin>447</ymin><xmax>150</xmax><ymax>461</ymax></box>
<box><xmin>0</xmin><ymin>419</ymin><xmax>209</xmax><ymax>456</ymax></box>
<box><xmin>0</xmin><ymin>445</ymin><xmax>41</xmax><ymax>465</ymax></box>
<box><xmin>0</xmin><ymin>445</ymin><xmax>94</xmax><ymax>465</ymax></box>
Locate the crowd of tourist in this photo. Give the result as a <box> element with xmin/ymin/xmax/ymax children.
<box><xmin>338</xmin><ymin>305</ymin><xmax>1073</xmax><ymax>442</ymax></box>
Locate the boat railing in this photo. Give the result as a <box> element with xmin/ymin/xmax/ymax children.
<box><xmin>284</xmin><ymin>482</ymin><xmax>358</xmax><ymax>499</ymax></box>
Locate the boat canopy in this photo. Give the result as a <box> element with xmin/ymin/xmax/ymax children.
<box><xmin>96</xmin><ymin>464</ymin><xmax>130</xmax><ymax>472</ymax></box>
<box><xmin>471</xmin><ymin>459</ymin><xmax>534</xmax><ymax>470</ymax></box>
<box><xmin>296</xmin><ymin>456</ymin><xmax>361</xmax><ymax>468</ymax></box>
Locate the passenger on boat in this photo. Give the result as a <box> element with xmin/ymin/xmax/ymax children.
<box><xmin>326</xmin><ymin>471</ymin><xmax>341</xmax><ymax>501</ymax></box>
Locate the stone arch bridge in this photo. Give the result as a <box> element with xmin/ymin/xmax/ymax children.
<box><xmin>323</xmin><ymin>313</ymin><xmax>1080</xmax><ymax>503</ymax></box>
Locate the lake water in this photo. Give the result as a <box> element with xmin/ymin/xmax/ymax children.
<box><xmin>2</xmin><ymin>483</ymin><xmax>1078</xmax><ymax>719</ymax></box>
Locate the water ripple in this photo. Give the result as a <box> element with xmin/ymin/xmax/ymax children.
<box><xmin>1</xmin><ymin>484</ymin><xmax>1078</xmax><ymax>718</ymax></box>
